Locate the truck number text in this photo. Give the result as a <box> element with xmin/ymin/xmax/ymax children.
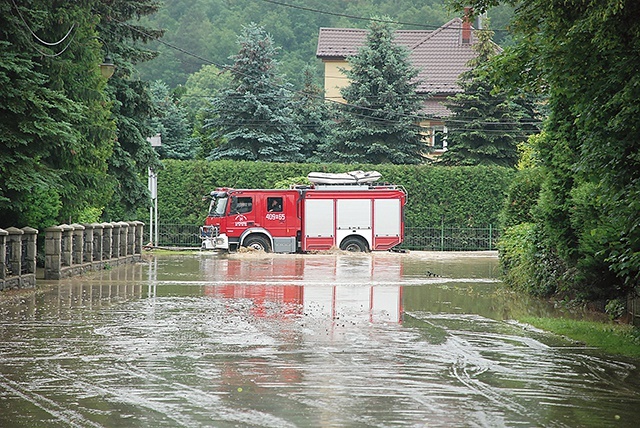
<box><xmin>266</xmin><ymin>213</ymin><xmax>286</xmax><ymax>221</ymax></box>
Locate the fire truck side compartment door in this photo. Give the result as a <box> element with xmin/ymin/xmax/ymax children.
<box><xmin>335</xmin><ymin>199</ymin><xmax>373</xmax><ymax>249</ymax></box>
<box><xmin>337</xmin><ymin>199</ymin><xmax>371</xmax><ymax>230</ymax></box>
<box><xmin>374</xmin><ymin>199</ymin><xmax>401</xmax><ymax>236</ymax></box>
<box><xmin>304</xmin><ymin>199</ymin><xmax>334</xmax><ymax>237</ymax></box>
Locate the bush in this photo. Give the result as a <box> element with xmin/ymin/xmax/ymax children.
<box><xmin>499</xmin><ymin>167</ymin><xmax>544</xmax><ymax>230</ymax></box>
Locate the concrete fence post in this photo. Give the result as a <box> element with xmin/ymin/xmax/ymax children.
<box><xmin>92</xmin><ymin>223</ymin><xmax>103</xmax><ymax>262</ymax></box>
<box><xmin>111</xmin><ymin>222</ymin><xmax>121</xmax><ymax>259</ymax></box>
<box><xmin>102</xmin><ymin>223</ymin><xmax>113</xmax><ymax>261</ymax></box>
<box><xmin>71</xmin><ymin>224</ymin><xmax>85</xmax><ymax>266</ymax></box>
<box><xmin>83</xmin><ymin>223</ymin><xmax>95</xmax><ymax>263</ymax></box>
<box><xmin>133</xmin><ymin>221</ymin><xmax>145</xmax><ymax>255</ymax></box>
<box><xmin>5</xmin><ymin>227</ymin><xmax>24</xmax><ymax>278</ymax></box>
<box><xmin>118</xmin><ymin>221</ymin><xmax>129</xmax><ymax>259</ymax></box>
<box><xmin>45</xmin><ymin>226</ymin><xmax>63</xmax><ymax>280</ymax></box>
<box><xmin>21</xmin><ymin>227</ymin><xmax>38</xmax><ymax>275</ymax></box>
<box><xmin>60</xmin><ymin>224</ymin><xmax>74</xmax><ymax>267</ymax></box>
<box><xmin>127</xmin><ymin>221</ymin><xmax>136</xmax><ymax>255</ymax></box>
<box><xmin>0</xmin><ymin>229</ymin><xmax>7</xmax><ymax>283</ymax></box>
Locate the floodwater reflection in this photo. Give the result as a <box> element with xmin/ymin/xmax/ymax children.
<box><xmin>0</xmin><ymin>252</ymin><xmax>638</xmax><ymax>427</ymax></box>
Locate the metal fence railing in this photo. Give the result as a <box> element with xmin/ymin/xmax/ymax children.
<box><xmin>146</xmin><ymin>224</ymin><xmax>202</xmax><ymax>248</ymax></box>
<box><xmin>400</xmin><ymin>225</ymin><xmax>498</xmax><ymax>251</ymax></box>
<box><xmin>146</xmin><ymin>224</ymin><xmax>499</xmax><ymax>251</ymax></box>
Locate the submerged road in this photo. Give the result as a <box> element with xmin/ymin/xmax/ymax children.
<box><xmin>0</xmin><ymin>251</ymin><xmax>639</xmax><ymax>427</ymax></box>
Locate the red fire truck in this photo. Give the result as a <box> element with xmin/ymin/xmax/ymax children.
<box><xmin>200</xmin><ymin>172</ymin><xmax>407</xmax><ymax>253</ymax></box>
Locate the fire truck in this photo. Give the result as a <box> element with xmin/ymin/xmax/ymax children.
<box><xmin>200</xmin><ymin>172</ymin><xmax>407</xmax><ymax>253</ymax></box>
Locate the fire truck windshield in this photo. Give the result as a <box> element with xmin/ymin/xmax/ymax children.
<box><xmin>209</xmin><ymin>196</ymin><xmax>228</xmax><ymax>217</ymax></box>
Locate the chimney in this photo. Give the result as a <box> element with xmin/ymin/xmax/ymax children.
<box><xmin>462</xmin><ymin>6</ymin><xmax>472</xmax><ymax>45</ymax></box>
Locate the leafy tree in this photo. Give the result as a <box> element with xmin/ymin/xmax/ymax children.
<box><xmin>323</xmin><ymin>19</ymin><xmax>425</xmax><ymax>164</ymax></box>
<box><xmin>441</xmin><ymin>20</ymin><xmax>536</xmax><ymax>167</ymax></box>
<box><xmin>149</xmin><ymin>80</ymin><xmax>195</xmax><ymax>160</ymax></box>
<box><xmin>204</xmin><ymin>24</ymin><xmax>304</xmax><ymax>162</ymax></box>
<box><xmin>455</xmin><ymin>1</ymin><xmax>640</xmax><ymax>299</ymax></box>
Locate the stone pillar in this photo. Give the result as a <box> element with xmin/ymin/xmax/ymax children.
<box><xmin>118</xmin><ymin>221</ymin><xmax>128</xmax><ymax>258</ymax></box>
<box><xmin>21</xmin><ymin>227</ymin><xmax>38</xmax><ymax>275</ymax></box>
<box><xmin>134</xmin><ymin>221</ymin><xmax>145</xmax><ymax>255</ymax></box>
<box><xmin>0</xmin><ymin>229</ymin><xmax>7</xmax><ymax>284</ymax></box>
<box><xmin>71</xmin><ymin>224</ymin><xmax>85</xmax><ymax>266</ymax></box>
<box><xmin>45</xmin><ymin>226</ymin><xmax>63</xmax><ymax>280</ymax></box>
<box><xmin>83</xmin><ymin>223</ymin><xmax>95</xmax><ymax>263</ymax></box>
<box><xmin>5</xmin><ymin>227</ymin><xmax>24</xmax><ymax>277</ymax></box>
<box><xmin>127</xmin><ymin>221</ymin><xmax>136</xmax><ymax>255</ymax></box>
<box><xmin>92</xmin><ymin>223</ymin><xmax>103</xmax><ymax>262</ymax></box>
<box><xmin>111</xmin><ymin>222</ymin><xmax>121</xmax><ymax>259</ymax></box>
<box><xmin>60</xmin><ymin>224</ymin><xmax>74</xmax><ymax>267</ymax></box>
<box><xmin>102</xmin><ymin>223</ymin><xmax>113</xmax><ymax>261</ymax></box>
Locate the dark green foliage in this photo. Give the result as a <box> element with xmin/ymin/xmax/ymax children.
<box><xmin>205</xmin><ymin>24</ymin><xmax>304</xmax><ymax>162</ymax></box>
<box><xmin>96</xmin><ymin>1</ymin><xmax>164</xmax><ymax>220</ymax></box>
<box><xmin>441</xmin><ymin>21</ymin><xmax>537</xmax><ymax>168</ymax></box>
<box><xmin>498</xmin><ymin>222</ymin><xmax>567</xmax><ymax>297</ymax></box>
<box><xmin>459</xmin><ymin>0</ymin><xmax>640</xmax><ymax>301</ymax></box>
<box><xmin>0</xmin><ymin>0</ymin><xmax>163</xmax><ymax>227</ymax></box>
<box><xmin>181</xmin><ymin>64</ymin><xmax>232</xmax><ymax>159</ymax></box>
<box><xmin>149</xmin><ymin>80</ymin><xmax>196</xmax><ymax>159</ymax></box>
<box><xmin>323</xmin><ymin>19</ymin><xmax>425</xmax><ymax>164</ymax></box>
<box><xmin>137</xmin><ymin>1</ymin><xmax>501</xmax><ymax>89</ymax></box>
<box><xmin>0</xmin><ymin>0</ymin><xmax>113</xmax><ymax>228</ymax></box>
<box><xmin>499</xmin><ymin>167</ymin><xmax>543</xmax><ymax>230</ymax></box>
<box><xmin>293</xmin><ymin>66</ymin><xmax>334</xmax><ymax>161</ymax></box>
<box><xmin>155</xmin><ymin>160</ymin><xmax>513</xmax><ymax>226</ymax></box>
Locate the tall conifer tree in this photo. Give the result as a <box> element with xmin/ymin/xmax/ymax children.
<box><xmin>323</xmin><ymin>19</ymin><xmax>425</xmax><ymax>165</ymax></box>
<box><xmin>206</xmin><ymin>24</ymin><xmax>303</xmax><ymax>162</ymax></box>
<box><xmin>441</xmin><ymin>22</ymin><xmax>531</xmax><ymax>167</ymax></box>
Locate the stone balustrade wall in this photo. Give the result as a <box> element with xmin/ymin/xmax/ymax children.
<box><xmin>43</xmin><ymin>221</ymin><xmax>145</xmax><ymax>280</ymax></box>
<box><xmin>0</xmin><ymin>227</ymin><xmax>38</xmax><ymax>290</ymax></box>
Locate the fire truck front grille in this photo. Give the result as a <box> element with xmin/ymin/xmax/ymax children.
<box><xmin>200</xmin><ymin>225</ymin><xmax>219</xmax><ymax>239</ymax></box>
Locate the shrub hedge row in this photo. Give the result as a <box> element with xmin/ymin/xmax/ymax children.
<box><xmin>154</xmin><ymin>160</ymin><xmax>515</xmax><ymax>226</ymax></box>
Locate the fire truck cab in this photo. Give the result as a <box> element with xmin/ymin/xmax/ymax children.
<box><xmin>201</xmin><ymin>174</ymin><xmax>407</xmax><ymax>253</ymax></box>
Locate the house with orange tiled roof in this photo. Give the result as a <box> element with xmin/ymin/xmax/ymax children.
<box><xmin>316</xmin><ymin>16</ymin><xmax>485</xmax><ymax>153</ymax></box>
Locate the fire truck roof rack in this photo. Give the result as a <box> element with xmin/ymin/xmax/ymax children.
<box><xmin>312</xmin><ymin>182</ymin><xmax>400</xmax><ymax>190</ymax></box>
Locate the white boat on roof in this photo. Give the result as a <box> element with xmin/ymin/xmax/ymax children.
<box><xmin>307</xmin><ymin>170</ymin><xmax>382</xmax><ymax>185</ymax></box>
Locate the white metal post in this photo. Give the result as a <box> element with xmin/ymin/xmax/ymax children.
<box><xmin>146</xmin><ymin>133</ymin><xmax>161</xmax><ymax>247</ymax></box>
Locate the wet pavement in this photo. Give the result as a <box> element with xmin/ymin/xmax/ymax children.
<box><xmin>0</xmin><ymin>251</ymin><xmax>639</xmax><ymax>427</ymax></box>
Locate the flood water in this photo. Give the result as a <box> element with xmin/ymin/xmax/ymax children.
<box><xmin>1</xmin><ymin>251</ymin><xmax>639</xmax><ymax>427</ymax></box>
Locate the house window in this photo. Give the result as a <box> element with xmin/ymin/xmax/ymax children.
<box><xmin>431</xmin><ymin>126</ymin><xmax>448</xmax><ymax>150</ymax></box>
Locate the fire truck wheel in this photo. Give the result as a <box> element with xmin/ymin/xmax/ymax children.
<box><xmin>340</xmin><ymin>236</ymin><xmax>369</xmax><ymax>252</ymax></box>
<box><xmin>243</xmin><ymin>235</ymin><xmax>272</xmax><ymax>252</ymax></box>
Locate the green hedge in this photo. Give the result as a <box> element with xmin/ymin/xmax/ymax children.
<box><xmin>154</xmin><ymin>160</ymin><xmax>515</xmax><ymax>226</ymax></box>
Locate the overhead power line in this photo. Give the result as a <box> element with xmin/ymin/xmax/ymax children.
<box><xmin>255</xmin><ymin>0</ymin><xmax>509</xmax><ymax>32</ymax></box>
<box><xmin>10</xmin><ymin>0</ymin><xmax>76</xmax><ymax>48</ymax></box>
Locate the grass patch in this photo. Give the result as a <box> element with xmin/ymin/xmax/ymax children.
<box><xmin>521</xmin><ymin>316</ymin><xmax>640</xmax><ymax>359</ymax></box>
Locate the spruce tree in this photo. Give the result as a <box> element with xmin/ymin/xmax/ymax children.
<box><xmin>96</xmin><ymin>0</ymin><xmax>164</xmax><ymax>220</ymax></box>
<box><xmin>324</xmin><ymin>19</ymin><xmax>425</xmax><ymax>165</ymax></box>
<box><xmin>441</xmin><ymin>22</ymin><xmax>534</xmax><ymax>168</ymax></box>
<box><xmin>205</xmin><ymin>24</ymin><xmax>303</xmax><ymax>162</ymax></box>
<box><xmin>293</xmin><ymin>66</ymin><xmax>334</xmax><ymax>161</ymax></box>
<box><xmin>149</xmin><ymin>81</ymin><xmax>195</xmax><ymax>160</ymax></box>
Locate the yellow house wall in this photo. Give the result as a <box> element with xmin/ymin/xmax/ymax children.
<box><xmin>323</xmin><ymin>60</ymin><xmax>350</xmax><ymax>103</ymax></box>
